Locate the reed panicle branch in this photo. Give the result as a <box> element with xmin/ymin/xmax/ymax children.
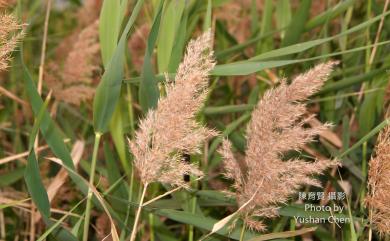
<box><xmin>129</xmin><ymin>182</ymin><xmax>148</xmax><ymax>241</ymax></box>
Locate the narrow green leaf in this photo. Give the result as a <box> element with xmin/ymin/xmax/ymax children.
<box><xmin>109</xmin><ymin>104</ymin><xmax>131</xmax><ymax>174</ymax></box>
<box><xmin>203</xmin><ymin>104</ymin><xmax>254</xmax><ymax>115</ymax></box>
<box><xmin>0</xmin><ymin>167</ymin><xmax>24</xmax><ymax>187</ymax></box>
<box><xmin>358</xmin><ymin>84</ymin><xmax>377</xmax><ymax>137</ymax></box>
<box><xmin>257</xmin><ymin>0</ymin><xmax>273</xmax><ymax>52</ymax></box>
<box><xmin>22</xmin><ymin>59</ymin><xmax>78</xmax><ymax>241</ymax></box>
<box><xmin>157</xmin><ymin>0</ymin><xmax>185</xmax><ymax>72</ymax></box>
<box><xmin>346</xmin><ymin>200</ymin><xmax>357</xmax><ymax>241</ymax></box>
<box><xmin>24</xmin><ymin>91</ymin><xmax>52</xmax><ymax>218</ymax></box>
<box><xmin>155</xmin><ymin>209</ymin><xmax>257</xmax><ymax>240</ymax></box>
<box><xmin>248</xmin><ymin>227</ymin><xmax>317</xmax><ymax>241</ymax></box>
<box><xmin>93</xmin><ymin>0</ymin><xmax>144</xmax><ymax>132</ymax></box>
<box><xmin>339</xmin><ymin>118</ymin><xmax>390</xmax><ymax>158</ymax></box>
<box><xmin>105</xmin><ymin>0</ymin><xmax>133</xmax><ymax>180</ymax></box>
<box><xmin>24</xmin><ymin>87</ymin><xmax>50</xmax><ymax>217</ymax></box>
<box><xmin>104</xmin><ymin>143</ymin><xmax>128</xmax><ymax>198</ymax></box>
<box><xmin>281</xmin><ymin>0</ymin><xmax>311</xmax><ymax>47</ymax></box>
<box><xmin>251</xmin><ymin>10</ymin><xmax>390</xmax><ymax>61</ymax></box>
<box><xmin>28</xmin><ymin>91</ymin><xmax>51</xmax><ymax>149</ymax></box>
<box><xmin>215</xmin><ymin>28</ymin><xmax>282</xmax><ymax>60</ymax></box>
<box><xmin>0</xmin><ymin>198</ymin><xmax>30</xmax><ymax>210</ymax></box>
<box><xmin>93</xmin><ymin>43</ymin><xmax>125</xmax><ymax>133</ymax></box>
<box><xmin>139</xmin><ymin>0</ymin><xmax>164</xmax><ymax>112</ymax></box>
<box><xmin>251</xmin><ymin>39</ymin><xmax>329</xmax><ymax>61</ymax></box>
<box><xmin>212</xmin><ymin>60</ymin><xmax>301</xmax><ymax>76</ymax></box>
<box><xmin>25</xmin><ymin>151</ymin><xmax>50</xmax><ymax>217</ymax></box>
<box><xmin>37</xmin><ymin>199</ymin><xmax>85</xmax><ymax>241</ymax></box>
<box><xmin>305</xmin><ymin>0</ymin><xmax>355</xmax><ymax>30</ymax></box>
<box><xmin>208</xmin><ymin>113</ymin><xmax>251</xmax><ymax>168</ymax></box>
<box><xmin>275</xmin><ymin>0</ymin><xmax>291</xmax><ymax>39</ymax></box>
<box><xmin>99</xmin><ymin>0</ymin><xmax>121</xmax><ymax>67</ymax></box>
<box><xmin>212</xmin><ymin>40</ymin><xmax>390</xmax><ymax>76</ymax></box>
<box><xmin>203</xmin><ymin>0</ymin><xmax>212</xmax><ymax>31</ymax></box>
<box><xmin>22</xmin><ymin>62</ymin><xmax>76</xmax><ymax>171</ymax></box>
<box><xmin>250</xmin><ymin>0</ymin><xmax>259</xmax><ymax>34</ymax></box>
<box><xmin>168</xmin><ymin>5</ymin><xmax>188</xmax><ymax>72</ymax></box>
<box><xmin>318</xmin><ymin>68</ymin><xmax>386</xmax><ymax>94</ymax></box>
<box><xmin>21</xmin><ymin>52</ymin><xmax>123</xmax><ymax>239</ymax></box>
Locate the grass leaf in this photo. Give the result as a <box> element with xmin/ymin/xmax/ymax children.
<box><xmin>99</xmin><ymin>0</ymin><xmax>121</xmax><ymax>66</ymax></box>
<box><xmin>139</xmin><ymin>0</ymin><xmax>164</xmax><ymax>112</ymax></box>
<box><xmin>93</xmin><ymin>0</ymin><xmax>144</xmax><ymax>132</ymax></box>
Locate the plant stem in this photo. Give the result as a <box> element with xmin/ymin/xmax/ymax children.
<box><xmin>188</xmin><ymin>178</ymin><xmax>199</xmax><ymax>241</ymax></box>
<box><xmin>120</xmin><ymin>169</ymin><xmax>135</xmax><ymax>241</ymax></box>
<box><xmin>368</xmin><ymin>208</ymin><xmax>373</xmax><ymax>241</ymax></box>
<box><xmin>148</xmin><ymin>213</ymin><xmax>155</xmax><ymax>241</ymax></box>
<box><xmin>239</xmin><ymin>223</ymin><xmax>246</xmax><ymax>241</ymax></box>
<box><xmin>126</xmin><ymin>83</ymin><xmax>135</xmax><ymax>138</ymax></box>
<box><xmin>130</xmin><ymin>183</ymin><xmax>148</xmax><ymax>241</ymax></box>
<box><xmin>37</xmin><ymin>0</ymin><xmax>52</xmax><ymax>95</ymax></box>
<box><xmin>188</xmin><ymin>213</ymin><xmax>194</xmax><ymax>241</ymax></box>
<box><xmin>31</xmin><ymin>1</ymin><xmax>52</xmax><ymax>239</ymax></box>
<box><xmin>82</xmin><ymin>132</ymin><xmax>102</xmax><ymax>241</ymax></box>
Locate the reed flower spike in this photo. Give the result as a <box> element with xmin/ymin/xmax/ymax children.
<box><xmin>128</xmin><ymin>30</ymin><xmax>216</xmax><ymax>187</ymax></box>
<box><xmin>0</xmin><ymin>13</ymin><xmax>24</xmax><ymax>71</ymax></box>
<box><xmin>46</xmin><ymin>20</ymin><xmax>100</xmax><ymax>105</ymax></box>
<box><xmin>367</xmin><ymin>124</ymin><xmax>390</xmax><ymax>235</ymax></box>
<box><xmin>128</xmin><ymin>30</ymin><xmax>217</xmax><ymax>241</ymax></box>
<box><xmin>219</xmin><ymin>61</ymin><xmax>340</xmax><ymax>231</ymax></box>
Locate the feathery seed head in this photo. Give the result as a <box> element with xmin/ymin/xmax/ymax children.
<box><xmin>219</xmin><ymin>61</ymin><xmax>339</xmax><ymax>229</ymax></box>
<box><xmin>0</xmin><ymin>0</ymin><xmax>15</xmax><ymax>7</ymax></box>
<box><xmin>367</xmin><ymin>124</ymin><xmax>390</xmax><ymax>235</ymax></box>
<box><xmin>129</xmin><ymin>30</ymin><xmax>217</xmax><ymax>186</ymax></box>
<box><xmin>0</xmin><ymin>13</ymin><xmax>24</xmax><ymax>72</ymax></box>
<box><xmin>46</xmin><ymin>20</ymin><xmax>100</xmax><ymax>105</ymax></box>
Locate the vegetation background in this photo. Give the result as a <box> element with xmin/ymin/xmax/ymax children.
<box><xmin>1</xmin><ymin>0</ymin><xmax>390</xmax><ymax>240</ymax></box>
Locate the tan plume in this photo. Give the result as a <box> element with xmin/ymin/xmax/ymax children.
<box><xmin>46</xmin><ymin>20</ymin><xmax>100</xmax><ymax>106</ymax></box>
<box><xmin>0</xmin><ymin>13</ymin><xmax>24</xmax><ymax>72</ymax></box>
<box><xmin>129</xmin><ymin>30</ymin><xmax>217</xmax><ymax>187</ymax></box>
<box><xmin>0</xmin><ymin>0</ymin><xmax>16</xmax><ymax>8</ymax></box>
<box><xmin>219</xmin><ymin>61</ymin><xmax>340</xmax><ymax>231</ymax></box>
<box><xmin>367</xmin><ymin>123</ymin><xmax>390</xmax><ymax>235</ymax></box>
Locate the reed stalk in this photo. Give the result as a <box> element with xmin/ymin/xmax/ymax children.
<box><xmin>239</xmin><ymin>223</ymin><xmax>246</xmax><ymax>241</ymax></box>
<box><xmin>82</xmin><ymin>132</ymin><xmax>102</xmax><ymax>241</ymax></box>
<box><xmin>130</xmin><ymin>183</ymin><xmax>149</xmax><ymax>241</ymax></box>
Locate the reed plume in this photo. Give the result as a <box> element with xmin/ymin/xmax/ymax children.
<box><xmin>219</xmin><ymin>61</ymin><xmax>339</xmax><ymax>231</ymax></box>
<box><xmin>129</xmin><ymin>30</ymin><xmax>216</xmax><ymax>187</ymax></box>
<box><xmin>0</xmin><ymin>0</ymin><xmax>16</xmax><ymax>8</ymax></box>
<box><xmin>128</xmin><ymin>30</ymin><xmax>216</xmax><ymax>241</ymax></box>
<box><xmin>46</xmin><ymin>20</ymin><xmax>99</xmax><ymax>106</ymax></box>
<box><xmin>77</xmin><ymin>0</ymin><xmax>101</xmax><ymax>27</ymax></box>
<box><xmin>0</xmin><ymin>13</ymin><xmax>24</xmax><ymax>71</ymax></box>
<box><xmin>367</xmin><ymin>124</ymin><xmax>390</xmax><ymax>235</ymax></box>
